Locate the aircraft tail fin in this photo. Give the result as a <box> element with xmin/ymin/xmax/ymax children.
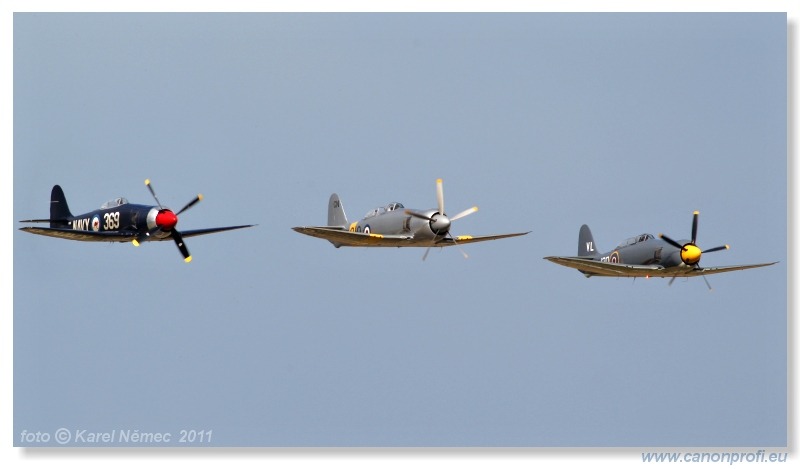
<box><xmin>49</xmin><ymin>185</ymin><xmax>73</xmax><ymax>228</ymax></box>
<box><xmin>327</xmin><ymin>193</ymin><xmax>348</xmax><ymax>228</ymax></box>
<box><xmin>578</xmin><ymin>224</ymin><xmax>598</xmax><ymax>258</ymax></box>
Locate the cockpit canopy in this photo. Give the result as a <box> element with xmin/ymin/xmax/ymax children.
<box><xmin>616</xmin><ymin>233</ymin><xmax>654</xmax><ymax>248</ymax></box>
<box><xmin>100</xmin><ymin>197</ymin><xmax>128</xmax><ymax>209</ymax></box>
<box><xmin>364</xmin><ymin>202</ymin><xmax>405</xmax><ymax>218</ymax></box>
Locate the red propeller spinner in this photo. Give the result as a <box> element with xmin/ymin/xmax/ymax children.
<box><xmin>145</xmin><ymin>179</ymin><xmax>203</xmax><ymax>262</ymax></box>
<box><xmin>155</xmin><ymin>209</ymin><xmax>178</xmax><ymax>231</ymax></box>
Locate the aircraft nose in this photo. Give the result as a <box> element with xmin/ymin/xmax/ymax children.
<box><xmin>430</xmin><ymin>213</ymin><xmax>451</xmax><ymax>236</ymax></box>
<box><xmin>155</xmin><ymin>209</ymin><xmax>178</xmax><ymax>231</ymax></box>
<box><xmin>681</xmin><ymin>244</ymin><xmax>702</xmax><ymax>265</ymax></box>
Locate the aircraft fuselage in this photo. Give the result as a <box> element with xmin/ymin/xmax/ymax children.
<box><xmin>49</xmin><ymin>197</ymin><xmax>176</xmax><ymax>242</ymax></box>
<box><xmin>584</xmin><ymin>234</ymin><xmax>690</xmax><ymax>272</ymax></box>
<box><xmin>348</xmin><ymin>203</ymin><xmax>447</xmax><ymax>242</ymax></box>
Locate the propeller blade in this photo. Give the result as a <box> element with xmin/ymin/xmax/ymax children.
<box><xmin>450</xmin><ymin>206</ymin><xmax>478</xmax><ymax>222</ymax></box>
<box><xmin>171</xmin><ymin>230</ymin><xmax>192</xmax><ymax>263</ymax></box>
<box><xmin>668</xmin><ymin>276</ymin><xmax>677</xmax><ymax>286</ymax></box>
<box><xmin>659</xmin><ymin>233</ymin><xmax>684</xmax><ymax>250</ymax></box>
<box><xmin>177</xmin><ymin>194</ymin><xmax>203</xmax><ymax>216</ymax></box>
<box><xmin>416</xmin><ymin>179</ymin><xmax>473</xmax><ymax>261</ymax></box>
<box><xmin>436</xmin><ymin>178</ymin><xmax>445</xmax><ymax>215</ymax></box>
<box><xmin>662</xmin><ymin>212</ymin><xmax>729</xmax><ymax>287</ymax></box>
<box><xmin>405</xmin><ymin>210</ymin><xmax>434</xmax><ymax>222</ymax></box>
<box><xmin>449</xmin><ymin>232</ymin><xmax>469</xmax><ymax>259</ymax></box>
<box><xmin>144</xmin><ymin>179</ymin><xmax>164</xmax><ymax>209</ymax></box>
<box><xmin>422</xmin><ymin>246</ymin><xmax>432</xmax><ymax>261</ymax></box>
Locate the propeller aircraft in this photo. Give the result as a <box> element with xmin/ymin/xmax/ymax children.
<box><xmin>544</xmin><ymin>211</ymin><xmax>776</xmax><ymax>289</ymax></box>
<box><xmin>293</xmin><ymin>179</ymin><xmax>529</xmax><ymax>259</ymax></box>
<box><xmin>19</xmin><ymin>180</ymin><xmax>255</xmax><ymax>262</ymax></box>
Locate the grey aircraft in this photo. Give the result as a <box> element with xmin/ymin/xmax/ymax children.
<box><xmin>292</xmin><ymin>179</ymin><xmax>529</xmax><ymax>259</ymax></box>
<box><xmin>544</xmin><ymin>211</ymin><xmax>776</xmax><ymax>288</ymax></box>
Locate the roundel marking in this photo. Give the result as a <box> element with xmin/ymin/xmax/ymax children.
<box><xmin>363</xmin><ymin>225</ymin><xmax>371</xmax><ymax>235</ymax></box>
<box><xmin>91</xmin><ymin>215</ymin><xmax>101</xmax><ymax>232</ymax></box>
<box><xmin>609</xmin><ymin>251</ymin><xmax>620</xmax><ymax>263</ymax></box>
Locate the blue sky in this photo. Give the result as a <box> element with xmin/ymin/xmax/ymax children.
<box><xmin>4</xmin><ymin>3</ymin><xmax>795</xmax><ymax>466</ymax></box>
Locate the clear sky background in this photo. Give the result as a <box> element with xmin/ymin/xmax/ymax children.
<box><xmin>5</xmin><ymin>3</ymin><xmax>793</xmax><ymax>462</ymax></box>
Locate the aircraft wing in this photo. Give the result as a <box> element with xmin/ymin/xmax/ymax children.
<box><xmin>19</xmin><ymin>226</ymin><xmax>138</xmax><ymax>242</ymax></box>
<box><xmin>545</xmin><ymin>256</ymin><xmax>777</xmax><ymax>278</ymax></box>
<box><xmin>292</xmin><ymin>226</ymin><xmax>417</xmax><ymax>247</ymax></box>
<box><xmin>544</xmin><ymin>256</ymin><xmax>666</xmax><ymax>277</ymax></box>
<box><xmin>180</xmin><ymin>225</ymin><xmax>255</xmax><ymax>238</ymax></box>
<box><xmin>20</xmin><ymin>225</ymin><xmax>254</xmax><ymax>242</ymax></box>
<box><xmin>682</xmin><ymin>262</ymin><xmax>778</xmax><ymax>276</ymax></box>
<box><xmin>434</xmin><ymin>232</ymin><xmax>531</xmax><ymax>245</ymax></box>
<box><xmin>293</xmin><ymin>226</ymin><xmax>529</xmax><ymax>247</ymax></box>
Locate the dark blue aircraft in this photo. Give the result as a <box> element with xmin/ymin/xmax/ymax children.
<box><xmin>19</xmin><ymin>180</ymin><xmax>254</xmax><ymax>262</ymax></box>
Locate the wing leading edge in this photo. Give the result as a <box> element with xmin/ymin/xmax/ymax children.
<box><xmin>180</xmin><ymin>225</ymin><xmax>255</xmax><ymax>238</ymax></box>
<box><xmin>439</xmin><ymin>232</ymin><xmax>531</xmax><ymax>245</ymax></box>
<box><xmin>292</xmin><ymin>226</ymin><xmax>415</xmax><ymax>247</ymax></box>
<box><xmin>19</xmin><ymin>227</ymin><xmax>138</xmax><ymax>242</ymax></box>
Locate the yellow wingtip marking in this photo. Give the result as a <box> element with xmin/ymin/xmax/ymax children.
<box><xmin>185</xmin><ymin>256</ymin><xmax>192</xmax><ymax>263</ymax></box>
<box><xmin>369</xmin><ymin>233</ymin><xmax>384</xmax><ymax>238</ymax></box>
<box><xmin>456</xmin><ymin>235</ymin><xmax>474</xmax><ymax>240</ymax></box>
